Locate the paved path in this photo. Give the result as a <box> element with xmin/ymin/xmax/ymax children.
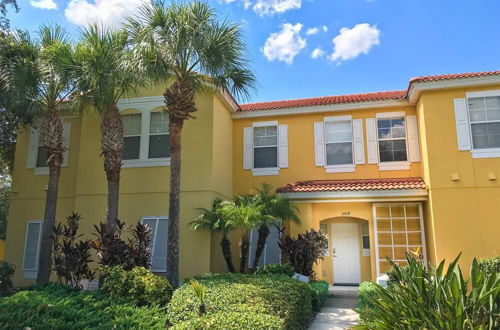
<box><xmin>308</xmin><ymin>287</ymin><xmax>359</xmax><ymax>330</ymax></box>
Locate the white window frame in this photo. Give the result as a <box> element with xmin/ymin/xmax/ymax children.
<box><xmin>117</xmin><ymin>96</ymin><xmax>171</xmax><ymax>168</ymax></box>
<box><xmin>31</xmin><ymin>121</ymin><xmax>71</xmax><ymax>176</ymax></box>
<box><xmin>466</xmin><ymin>90</ymin><xmax>500</xmax><ymax>159</ymax></box>
<box><xmin>375</xmin><ymin>112</ymin><xmax>410</xmax><ymax>171</ymax></box>
<box><xmin>362</xmin><ymin>223</ymin><xmax>370</xmax><ymax>256</ymax></box>
<box><xmin>122</xmin><ymin>113</ymin><xmax>142</xmax><ymax>161</ymax></box>
<box><xmin>372</xmin><ymin>203</ymin><xmax>427</xmax><ymax>277</ymax></box>
<box><xmin>141</xmin><ymin>216</ymin><xmax>169</xmax><ymax>273</ymax></box>
<box><xmin>22</xmin><ymin>220</ymin><xmax>44</xmax><ymax>279</ymax></box>
<box><xmin>148</xmin><ymin>111</ymin><xmax>170</xmax><ymax>159</ymax></box>
<box><xmin>323</xmin><ymin>115</ymin><xmax>356</xmax><ymax>173</ymax></box>
<box><xmin>252</xmin><ymin>120</ymin><xmax>279</xmax><ymax>176</ymax></box>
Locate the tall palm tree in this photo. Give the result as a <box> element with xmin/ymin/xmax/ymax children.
<box><xmin>189</xmin><ymin>198</ymin><xmax>236</xmax><ymax>273</ymax></box>
<box><xmin>127</xmin><ymin>1</ymin><xmax>255</xmax><ymax>286</ymax></box>
<box><xmin>71</xmin><ymin>25</ymin><xmax>141</xmax><ymax>227</ymax></box>
<box><xmin>251</xmin><ymin>184</ymin><xmax>300</xmax><ymax>270</ymax></box>
<box><xmin>0</xmin><ymin>25</ymin><xmax>75</xmax><ymax>284</ymax></box>
<box><xmin>222</xmin><ymin>196</ymin><xmax>266</xmax><ymax>273</ymax></box>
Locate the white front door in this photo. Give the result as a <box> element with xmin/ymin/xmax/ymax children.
<box><xmin>332</xmin><ymin>223</ymin><xmax>361</xmax><ymax>284</ymax></box>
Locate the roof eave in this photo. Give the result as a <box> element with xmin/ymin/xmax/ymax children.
<box><xmin>278</xmin><ymin>189</ymin><xmax>428</xmax><ymax>199</ymax></box>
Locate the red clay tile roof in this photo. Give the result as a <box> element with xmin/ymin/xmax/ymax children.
<box><xmin>276</xmin><ymin>177</ymin><xmax>426</xmax><ymax>193</ymax></box>
<box><xmin>239</xmin><ymin>70</ymin><xmax>500</xmax><ymax>111</ymax></box>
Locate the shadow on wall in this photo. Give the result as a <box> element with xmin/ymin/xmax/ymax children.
<box><xmin>0</xmin><ymin>240</ymin><xmax>4</xmax><ymax>260</ymax></box>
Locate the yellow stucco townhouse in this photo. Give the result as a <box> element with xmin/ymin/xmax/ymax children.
<box><xmin>4</xmin><ymin>70</ymin><xmax>500</xmax><ymax>286</ymax></box>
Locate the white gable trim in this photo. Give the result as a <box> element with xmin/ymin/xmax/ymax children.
<box><xmin>279</xmin><ymin>189</ymin><xmax>428</xmax><ymax>199</ymax></box>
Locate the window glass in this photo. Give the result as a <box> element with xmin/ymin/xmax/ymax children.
<box><xmin>23</xmin><ymin>222</ymin><xmax>42</xmax><ymax>271</ymax></box>
<box><xmin>122</xmin><ymin>114</ymin><xmax>141</xmax><ymax>160</ymax></box>
<box><xmin>149</xmin><ymin>112</ymin><xmax>170</xmax><ymax>158</ymax></box>
<box><xmin>253</xmin><ymin>126</ymin><xmax>278</xmax><ymax>168</ymax></box>
<box><xmin>325</xmin><ymin>120</ymin><xmax>353</xmax><ymax>165</ymax></box>
<box><xmin>142</xmin><ymin>217</ymin><xmax>168</xmax><ymax>272</ymax></box>
<box><xmin>362</xmin><ymin>223</ymin><xmax>370</xmax><ymax>249</ymax></box>
<box><xmin>377</xmin><ymin>117</ymin><xmax>407</xmax><ymax>162</ymax></box>
<box><xmin>36</xmin><ymin>129</ymin><xmax>48</xmax><ymax>167</ymax></box>
<box><xmin>469</xmin><ymin>96</ymin><xmax>500</xmax><ymax>150</ymax></box>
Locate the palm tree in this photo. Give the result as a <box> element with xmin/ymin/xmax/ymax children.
<box><xmin>71</xmin><ymin>25</ymin><xmax>140</xmax><ymax>227</ymax></box>
<box><xmin>189</xmin><ymin>198</ymin><xmax>236</xmax><ymax>273</ymax></box>
<box><xmin>0</xmin><ymin>25</ymin><xmax>75</xmax><ymax>284</ymax></box>
<box><xmin>127</xmin><ymin>1</ymin><xmax>255</xmax><ymax>286</ymax></box>
<box><xmin>222</xmin><ymin>196</ymin><xmax>266</xmax><ymax>273</ymax></box>
<box><xmin>251</xmin><ymin>184</ymin><xmax>300</xmax><ymax>270</ymax></box>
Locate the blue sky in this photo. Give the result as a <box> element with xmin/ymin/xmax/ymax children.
<box><xmin>6</xmin><ymin>0</ymin><xmax>500</xmax><ymax>103</ymax></box>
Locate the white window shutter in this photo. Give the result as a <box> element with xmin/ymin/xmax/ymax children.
<box><xmin>352</xmin><ymin>119</ymin><xmax>365</xmax><ymax>164</ymax></box>
<box><xmin>314</xmin><ymin>122</ymin><xmax>325</xmax><ymax>166</ymax></box>
<box><xmin>23</xmin><ymin>222</ymin><xmax>43</xmax><ymax>271</ymax></box>
<box><xmin>27</xmin><ymin>127</ymin><xmax>40</xmax><ymax>168</ymax></box>
<box><xmin>366</xmin><ymin>118</ymin><xmax>379</xmax><ymax>164</ymax></box>
<box><xmin>406</xmin><ymin>115</ymin><xmax>420</xmax><ymax>162</ymax></box>
<box><xmin>243</xmin><ymin>127</ymin><xmax>253</xmax><ymax>169</ymax></box>
<box><xmin>454</xmin><ymin>98</ymin><xmax>471</xmax><ymax>150</ymax></box>
<box><xmin>62</xmin><ymin>123</ymin><xmax>71</xmax><ymax>167</ymax></box>
<box><xmin>278</xmin><ymin>124</ymin><xmax>288</xmax><ymax>168</ymax></box>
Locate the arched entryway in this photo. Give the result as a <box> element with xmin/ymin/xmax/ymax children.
<box><xmin>320</xmin><ymin>216</ymin><xmax>371</xmax><ymax>285</ymax></box>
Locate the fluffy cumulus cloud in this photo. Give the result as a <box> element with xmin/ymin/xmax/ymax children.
<box><xmin>30</xmin><ymin>0</ymin><xmax>57</xmax><ymax>10</ymax></box>
<box><xmin>65</xmin><ymin>0</ymin><xmax>149</xmax><ymax>29</ymax></box>
<box><xmin>262</xmin><ymin>23</ymin><xmax>306</xmax><ymax>64</ymax></box>
<box><xmin>329</xmin><ymin>23</ymin><xmax>380</xmax><ymax>61</ymax></box>
<box><xmin>253</xmin><ymin>0</ymin><xmax>301</xmax><ymax>16</ymax></box>
<box><xmin>306</xmin><ymin>25</ymin><xmax>328</xmax><ymax>35</ymax></box>
<box><xmin>310</xmin><ymin>47</ymin><xmax>325</xmax><ymax>59</ymax></box>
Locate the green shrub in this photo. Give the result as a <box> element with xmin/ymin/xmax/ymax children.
<box><xmin>101</xmin><ymin>266</ymin><xmax>173</xmax><ymax>306</ymax></box>
<box><xmin>478</xmin><ymin>256</ymin><xmax>500</xmax><ymax>277</ymax></box>
<box><xmin>0</xmin><ymin>261</ymin><xmax>15</xmax><ymax>296</ymax></box>
<box><xmin>0</xmin><ymin>283</ymin><xmax>168</xmax><ymax>329</ymax></box>
<box><xmin>355</xmin><ymin>254</ymin><xmax>500</xmax><ymax>329</ymax></box>
<box><xmin>254</xmin><ymin>263</ymin><xmax>294</xmax><ymax>277</ymax></box>
<box><xmin>167</xmin><ymin>273</ymin><xmax>314</xmax><ymax>330</ymax></box>
<box><xmin>357</xmin><ymin>281</ymin><xmax>378</xmax><ymax>310</ymax></box>
<box><xmin>171</xmin><ymin>311</ymin><xmax>285</xmax><ymax>330</ymax></box>
<box><xmin>308</xmin><ymin>280</ymin><xmax>329</xmax><ymax>311</ymax></box>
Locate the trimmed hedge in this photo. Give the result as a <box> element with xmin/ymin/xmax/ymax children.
<box><xmin>478</xmin><ymin>256</ymin><xmax>500</xmax><ymax>277</ymax></box>
<box><xmin>0</xmin><ymin>283</ymin><xmax>168</xmax><ymax>329</ymax></box>
<box><xmin>309</xmin><ymin>280</ymin><xmax>329</xmax><ymax>311</ymax></box>
<box><xmin>171</xmin><ymin>311</ymin><xmax>285</xmax><ymax>330</ymax></box>
<box><xmin>167</xmin><ymin>273</ymin><xmax>314</xmax><ymax>329</ymax></box>
<box><xmin>0</xmin><ymin>261</ymin><xmax>15</xmax><ymax>296</ymax></box>
<box><xmin>254</xmin><ymin>263</ymin><xmax>294</xmax><ymax>277</ymax></box>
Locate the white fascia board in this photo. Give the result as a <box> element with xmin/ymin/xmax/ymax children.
<box><xmin>291</xmin><ymin>197</ymin><xmax>428</xmax><ymax>203</ymax></box>
<box><xmin>408</xmin><ymin>76</ymin><xmax>500</xmax><ymax>103</ymax></box>
<box><xmin>278</xmin><ymin>189</ymin><xmax>428</xmax><ymax>199</ymax></box>
<box><xmin>232</xmin><ymin>99</ymin><xmax>410</xmax><ymax>119</ymax></box>
<box><xmin>117</xmin><ymin>96</ymin><xmax>165</xmax><ymax>111</ymax></box>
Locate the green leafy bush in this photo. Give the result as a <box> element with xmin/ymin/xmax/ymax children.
<box><xmin>309</xmin><ymin>280</ymin><xmax>329</xmax><ymax>311</ymax></box>
<box><xmin>356</xmin><ymin>254</ymin><xmax>500</xmax><ymax>329</ymax></box>
<box><xmin>101</xmin><ymin>266</ymin><xmax>173</xmax><ymax>306</ymax></box>
<box><xmin>171</xmin><ymin>311</ymin><xmax>285</xmax><ymax>330</ymax></box>
<box><xmin>254</xmin><ymin>263</ymin><xmax>294</xmax><ymax>277</ymax></box>
<box><xmin>167</xmin><ymin>273</ymin><xmax>314</xmax><ymax>329</ymax></box>
<box><xmin>478</xmin><ymin>256</ymin><xmax>500</xmax><ymax>277</ymax></box>
<box><xmin>0</xmin><ymin>283</ymin><xmax>168</xmax><ymax>329</ymax></box>
<box><xmin>0</xmin><ymin>260</ymin><xmax>15</xmax><ymax>296</ymax></box>
<box><xmin>357</xmin><ymin>281</ymin><xmax>378</xmax><ymax>310</ymax></box>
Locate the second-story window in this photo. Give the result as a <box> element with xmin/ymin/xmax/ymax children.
<box><xmin>149</xmin><ymin>111</ymin><xmax>170</xmax><ymax>158</ymax></box>
<box><xmin>36</xmin><ymin>129</ymin><xmax>48</xmax><ymax>167</ymax></box>
<box><xmin>325</xmin><ymin>119</ymin><xmax>353</xmax><ymax>165</ymax></box>
<box><xmin>253</xmin><ymin>125</ymin><xmax>278</xmax><ymax>169</ymax></box>
<box><xmin>377</xmin><ymin>117</ymin><xmax>407</xmax><ymax>162</ymax></box>
<box><xmin>468</xmin><ymin>96</ymin><xmax>500</xmax><ymax>149</ymax></box>
<box><xmin>122</xmin><ymin>113</ymin><xmax>141</xmax><ymax>160</ymax></box>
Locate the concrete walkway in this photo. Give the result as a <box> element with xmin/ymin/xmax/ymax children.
<box><xmin>308</xmin><ymin>286</ymin><xmax>360</xmax><ymax>330</ymax></box>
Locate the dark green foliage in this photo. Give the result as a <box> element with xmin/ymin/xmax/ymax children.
<box><xmin>357</xmin><ymin>281</ymin><xmax>378</xmax><ymax>310</ymax></box>
<box><xmin>355</xmin><ymin>254</ymin><xmax>500</xmax><ymax>329</ymax></box>
<box><xmin>254</xmin><ymin>263</ymin><xmax>294</xmax><ymax>277</ymax></box>
<box><xmin>478</xmin><ymin>256</ymin><xmax>500</xmax><ymax>277</ymax></box>
<box><xmin>279</xmin><ymin>229</ymin><xmax>328</xmax><ymax>279</ymax></box>
<box><xmin>385</xmin><ymin>264</ymin><xmax>411</xmax><ymax>286</ymax></box>
<box><xmin>309</xmin><ymin>280</ymin><xmax>329</xmax><ymax>311</ymax></box>
<box><xmin>167</xmin><ymin>273</ymin><xmax>314</xmax><ymax>330</ymax></box>
<box><xmin>101</xmin><ymin>266</ymin><xmax>172</xmax><ymax>307</ymax></box>
<box><xmin>171</xmin><ymin>311</ymin><xmax>285</xmax><ymax>330</ymax></box>
<box><xmin>0</xmin><ymin>260</ymin><xmax>14</xmax><ymax>296</ymax></box>
<box><xmin>51</xmin><ymin>212</ymin><xmax>95</xmax><ymax>288</ymax></box>
<box><xmin>0</xmin><ymin>283</ymin><xmax>168</xmax><ymax>329</ymax></box>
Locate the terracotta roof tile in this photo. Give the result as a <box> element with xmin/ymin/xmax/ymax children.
<box><xmin>409</xmin><ymin>70</ymin><xmax>500</xmax><ymax>83</ymax></box>
<box><xmin>276</xmin><ymin>177</ymin><xmax>426</xmax><ymax>193</ymax></box>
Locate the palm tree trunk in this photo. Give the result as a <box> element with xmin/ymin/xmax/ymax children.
<box><xmin>239</xmin><ymin>233</ymin><xmax>250</xmax><ymax>273</ymax></box>
<box><xmin>252</xmin><ymin>224</ymin><xmax>270</xmax><ymax>270</ymax></box>
<box><xmin>220</xmin><ymin>233</ymin><xmax>235</xmax><ymax>273</ymax></box>
<box><xmin>37</xmin><ymin>109</ymin><xmax>64</xmax><ymax>285</ymax></box>
<box><xmin>101</xmin><ymin>104</ymin><xmax>123</xmax><ymax>227</ymax></box>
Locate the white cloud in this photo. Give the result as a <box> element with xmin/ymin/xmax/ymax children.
<box><xmin>65</xmin><ymin>0</ymin><xmax>149</xmax><ymax>29</ymax></box>
<box><xmin>243</xmin><ymin>0</ymin><xmax>252</xmax><ymax>9</ymax></box>
<box><xmin>253</xmin><ymin>0</ymin><xmax>301</xmax><ymax>16</ymax></box>
<box><xmin>306</xmin><ymin>25</ymin><xmax>328</xmax><ymax>35</ymax></box>
<box><xmin>329</xmin><ymin>23</ymin><xmax>380</xmax><ymax>61</ymax></box>
<box><xmin>262</xmin><ymin>23</ymin><xmax>306</xmax><ymax>65</ymax></box>
<box><xmin>322</xmin><ymin>25</ymin><xmax>328</xmax><ymax>32</ymax></box>
<box><xmin>30</xmin><ymin>0</ymin><xmax>57</xmax><ymax>10</ymax></box>
<box><xmin>311</xmin><ymin>47</ymin><xmax>325</xmax><ymax>59</ymax></box>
